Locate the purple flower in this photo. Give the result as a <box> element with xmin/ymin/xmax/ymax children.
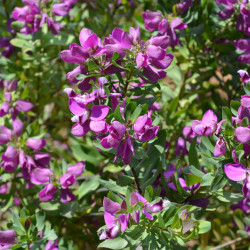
<box><xmin>60</xmin><ymin>173</ymin><xmax>76</xmax><ymax>189</ymax></box>
<box><xmin>61</xmin><ymin>28</ymin><xmax>104</xmax><ymax>64</ymax></box>
<box><xmin>52</xmin><ymin>3</ymin><xmax>70</xmax><ymax>16</ymax></box>
<box><xmin>60</xmin><ymin>188</ymin><xmax>76</xmax><ymax>203</ymax></box>
<box><xmin>238</xmin><ymin>95</ymin><xmax>250</xmax><ymax>122</ymax></box>
<box><xmin>133</xmin><ymin>114</ymin><xmax>159</xmax><ymax>142</ymax></box>
<box><xmin>218</xmin><ymin>6</ymin><xmax>235</xmax><ymax>20</ymax></box>
<box><xmin>192</xmin><ymin>110</ymin><xmax>225</xmax><ymax>136</ymax></box>
<box><xmin>0</xmin><ymin>230</ymin><xmax>15</xmax><ymax>246</ymax></box>
<box><xmin>238</xmin><ymin>70</ymin><xmax>250</xmax><ymax>84</ymax></box>
<box><xmin>0</xmin><ymin>102</ymin><xmax>10</xmax><ymax>117</ymax></box>
<box><xmin>38</xmin><ymin>183</ymin><xmax>58</xmax><ymax>202</ymax></box>
<box><xmin>34</xmin><ymin>152</ymin><xmax>50</xmax><ymax>166</ymax></box>
<box><xmin>224</xmin><ymin>163</ymin><xmax>250</xmax><ymax>197</ymax></box>
<box><xmin>103</xmin><ymin>197</ymin><xmax>121</xmax><ymax>214</ymax></box>
<box><xmin>30</xmin><ymin>167</ymin><xmax>53</xmax><ymax>184</ymax></box>
<box><xmin>100</xmin><ymin>212</ymin><xmax>129</xmax><ymax>239</ymax></box>
<box><xmin>214</xmin><ymin>137</ymin><xmax>226</xmax><ymax>157</ymax></box>
<box><xmin>26</xmin><ymin>138</ymin><xmax>46</xmax><ymax>150</ymax></box>
<box><xmin>114</xmin><ymin>136</ymin><xmax>135</xmax><ymax>165</ymax></box>
<box><xmin>0</xmin><ymin>126</ymin><xmax>12</xmax><ymax>145</ymax></box>
<box><xmin>177</xmin><ymin>0</ymin><xmax>193</xmax><ymax>14</ymax></box>
<box><xmin>0</xmin><ymin>37</ymin><xmax>15</xmax><ymax>58</ymax></box>
<box><xmin>45</xmin><ymin>240</ymin><xmax>58</xmax><ymax>250</ymax></box>
<box><xmin>142</xmin><ymin>10</ymin><xmax>162</xmax><ymax>31</ymax></box>
<box><xmin>175</xmin><ymin>137</ymin><xmax>188</xmax><ymax>156</ymax></box>
<box><xmin>101</xmin><ymin>121</ymin><xmax>126</xmax><ymax>148</ymax></box>
<box><xmin>235</xmin><ymin>126</ymin><xmax>250</xmax><ymax>144</ymax></box>
<box><xmin>66</xmin><ymin>161</ymin><xmax>85</xmax><ymax>176</ymax></box>
<box><xmin>234</xmin><ymin>39</ymin><xmax>250</xmax><ymax>64</ymax></box>
<box><xmin>15</xmin><ymin>99</ymin><xmax>34</xmax><ymax>112</ymax></box>
<box><xmin>130</xmin><ymin>191</ymin><xmax>163</xmax><ymax>221</ymax></box>
<box><xmin>1</xmin><ymin>146</ymin><xmax>19</xmax><ymax>172</ymax></box>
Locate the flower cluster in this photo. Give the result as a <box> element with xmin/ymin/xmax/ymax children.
<box><xmin>61</xmin><ymin>25</ymin><xmax>172</xmax><ymax>164</ymax></box>
<box><xmin>142</xmin><ymin>10</ymin><xmax>187</xmax><ymax>48</ymax></box>
<box><xmin>190</xmin><ymin>70</ymin><xmax>250</xmax><ymax>200</ymax></box>
<box><xmin>234</xmin><ymin>39</ymin><xmax>250</xmax><ymax>64</ymax></box>
<box><xmin>99</xmin><ymin>193</ymin><xmax>163</xmax><ymax>240</ymax></box>
<box><xmin>12</xmin><ymin>0</ymin><xmax>76</xmax><ymax>34</ymax></box>
<box><xmin>216</xmin><ymin>0</ymin><xmax>250</xmax><ymax>36</ymax></box>
<box><xmin>36</xmin><ymin>161</ymin><xmax>85</xmax><ymax>203</ymax></box>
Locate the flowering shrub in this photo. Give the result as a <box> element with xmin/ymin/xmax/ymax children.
<box><xmin>0</xmin><ymin>0</ymin><xmax>249</xmax><ymax>249</ymax></box>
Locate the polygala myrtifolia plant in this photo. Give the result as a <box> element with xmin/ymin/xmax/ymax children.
<box><xmin>0</xmin><ymin>0</ymin><xmax>250</xmax><ymax>249</ymax></box>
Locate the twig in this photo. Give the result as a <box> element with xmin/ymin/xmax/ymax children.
<box><xmin>212</xmin><ymin>237</ymin><xmax>243</xmax><ymax>250</ymax></box>
<box><xmin>131</xmin><ymin>167</ymin><xmax>142</xmax><ymax>194</ymax></box>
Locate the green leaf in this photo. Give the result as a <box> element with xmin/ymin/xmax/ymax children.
<box><xmin>188</xmin><ymin>137</ymin><xmax>200</xmax><ymax>170</ymax></box>
<box><xmin>114</xmin><ymin>104</ymin><xmax>124</xmax><ymax>123</ymax></box>
<box><xmin>222</xmin><ymin>106</ymin><xmax>232</xmax><ymax>122</ymax></box>
<box><xmin>198</xmin><ymin>221</ymin><xmax>211</xmax><ymax>234</ymax></box>
<box><xmin>189</xmin><ymin>165</ymin><xmax>204</xmax><ymax>177</ymax></box>
<box><xmin>230</xmin><ymin>100</ymin><xmax>241</xmax><ymax>116</ymax></box>
<box><xmin>241</xmin><ymin>117</ymin><xmax>249</xmax><ymax>127</ymax></box>
<box><xmin>125</xmin><ymin>102</ymin><xmax>137</xmax><ymax>122</ymax></box>
<box><xmin>215</xmin><ymin>190</ymin><xmax>244</xmax><ymax>203</ymax></box>
<box><xmin>12</xmin><ymin>211</ymin><xmax>25</xmax><ymax>234</ymax></box>
<box><xmin>98</xmin><ymin>238</ymin><xmax>128</xmax><ymax>249</ymax></box>
<box><xmin>112</xmin><ymin>52</ymin><xmax>119</xmax><ymax>61</ymax></box>
<box><xmin>210</xmin><ymin>172</ymin><xmax>227</xmax><ymax>192</ymax></box>
<box><xmin>130</xmin><ymin>105</ymin><xmax>142</xmax><ymax>123</ymax></box>
<box><xmin>88</xmin><ymin>60</ymin><xmax>99</xmax><ymax>71</ymax></box>
<box><xmin>185</xmin><ymin>174</ymin><xmax>202</xmax><ymax>187</ymax></box>
<box><xmin>11</xmin><ymin>21</ymin><xmax>24</xmax><ymax>30</ymax></box>
<box><xmin>115</xmin><ymin>71</ymin><xmax>124</xmax><ymax>85</ymax></box>
<box><xmin>224</xmin><ymin>122</ymin><xmax>234</xmax><ymax>137</ymax></box>
<box><xmin>144</xmin><ymin>185</ymin><xmax>154</xmax><ymax>202</ymax></box>
<box><xmin>99</xmin><ymin>179</ymin><xmax>127</xmax><ymax>195</ymax></box>
<box><xmin>75</xmin><ymin>176</ymin><xmax>100</xmax><ymax>199</ymax></box>
<box><xmin>36</xmin><ymin>211</ymin><xmax>45</xmax><ymax>231</ymax></box>
<box><xmin>10</xmin><ymin>38</ymin><xmax>34</xmax><ymax>50</ymax></box>
<box><xmin>233</xmin><ymin>209</ymin><xmax>245</xmax><ymax>230</ymax></box>
<box><xmin>201</xmin><ymin>173</ymin><xmax>214</xmax><ymax>187</ymax></box>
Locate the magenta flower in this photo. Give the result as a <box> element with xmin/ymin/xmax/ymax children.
<box><xmin>26</xmin><ymin>138</ymin><xmax>46</xmax><ymax>151</ymax></box>
<box><xmin>45</xmin><ymin>240</ymin><xmax>59</xmax><ymax>250</ymax></box>
<box><xmin>218</xmin><ymin>6</ymin><xmax>235</xmax><ymax>20</ymax></box>
<box><xmin>130</xmin><ymin>191</ymin><xmax>163</xmax><ymax>221</ymax></box>
<box><xmin>0</xmin><ymin>37</ymin><xmax>15</xmax><ymax>58</ymax></box>
<box><xmin>177</xmin><ymin>0</ymin><xmax>193</xmax><ymax>14</ymax></box>
<box><xmin>175</xmin><ymin>137</ymin><xmax>188</xmax><ymax>156</ymax></box>
<box><xmin>39</xmin><ymin>183</ymin><xmax>58</xmax><ymax>202</ymax></box>
<box><xmin>1</xmin><ymin>146</ymin><xmax>19</xmax><ymax>172</ymax></box>
<box><xmin>60</xmin><ymin>27</ymin><xmax>104</xmax><ymax>64</ymax></box>
<box><xmin>142</xmin><ymin>10</ymin><xmax>162</xmax><ymax>31</ymax></box>
<box><xmin>224</xmin><ymin>163</ymin><xmax>250</xmax><ymax>197</ymax></box>
<box><xmin>103</xmin><ymin>197</ymin><xmax>121</xmax><ymax>214</ymax></box>
<box><xmin>114</xmin><ymin>135</ymin><xmax>135</xmax><ymax>165</ymax></box>
<box><xmin>214</xmin><ymin>137</ymin><xmax>226</xmax><ymax>157</ymax></box>
<box><xmin>133</xmin><ymin>114</ymin><xmax>159</xmax><ymax>142</ymax></box>
<box><xmin>30</xmin><ymin>167</ymin><xmax>53</xmax><ymax>184</ymax></box>
<box><xmin>192</xmin><ymin>110</ymin><xmax>225</xmax><ymax>136</ymax></box>
<box><xmin>235</xmin><ymin>126</ymin><xmax>250</xmax><ymax>144</ymax></box>
<box><xmin>101</xmin><ymin>121</ymin><xmax>126</xmax><ymax>149</ymax></box>
<box><xmin>100</xmin><ymin>212</ymin><xmax>128</xmax><ymax>239</ymax></box>
<box><xmin>0</xmin><ymin>230</ymin><xmax>15</xmax><ymax>247</ymax></box>
<box><xmin>234</xmin><ymin>39</ymin><xmax>250</xmax><ymax>64</ymax></box>
<box><xmin>238</xmin><ymin>70</ymin><xmax>250</xmax><ymax>84</ymax></box>
<box><xmin>238</xmin><ymin>95</ymin><xmax>250</xmax><ymax>122</ymax></box>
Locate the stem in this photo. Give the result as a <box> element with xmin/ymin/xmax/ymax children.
<box><xmin>213</xmin><ymin>237</ymin><xmax>243</xmax><ymax>250</ymax></box>
<box><xmin>182</xmin><ymin>185</ymin><xmax>202</xmax><ymax>204</ymax></box>
<box><xmin>131</xmin><ymin>167</ymin><xmax>142</xmax><ymax>194</ymax></box>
